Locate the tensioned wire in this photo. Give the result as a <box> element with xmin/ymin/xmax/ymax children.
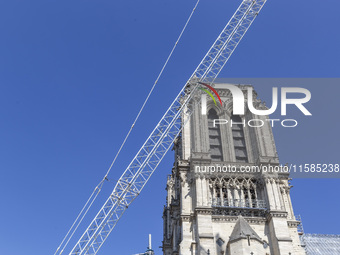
<box><xmin>54</xmin><ymin>0</ymin><xmax>201</xmax><ymax>253</ymax></box>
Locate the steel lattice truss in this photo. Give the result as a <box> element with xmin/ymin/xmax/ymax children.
<box><xmin>68</xmin><ymin>0</ymin><xmax>267</xmax><ymax>254</ymax></box>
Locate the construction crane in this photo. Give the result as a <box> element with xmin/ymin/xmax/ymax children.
<box><xmin>58</xmin><ymin>0</ymin><xmax>267</xmax><ymax>254</ymax></box>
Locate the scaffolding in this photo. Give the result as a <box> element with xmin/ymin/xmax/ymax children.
<box><xmin>295</xmin><ymin>215</ymin><xmax>304</xmax><ymax>235</ymax></box>
<box><xmin>133</xmin><ymin>234</ymin><xmax>155</xmax><ymax>255</ymax></box>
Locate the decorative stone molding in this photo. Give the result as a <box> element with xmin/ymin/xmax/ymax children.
<box><xmin>280</xmin><ymin>184</ymin><xmax>291</xmax><ymax>195</ymax></box>
<box><xmin>207</xmin><ymin>176</ymin><xmax>260</xmax><ymax>190</ymax></box>
<box><xmin>213</xmin><ymin>208</ymin><xmax>267</xmax><ymax>218</ymax></box>
<box><xmin>276</xmin><ymin>237</ymin><xmax>293</xmax><ymax>242</ymax></box>
<box><xmin>287</xmin><ymin>220</ymin><xmax>300</xmax><ymax>228</ymax></box>
<box><xmin>179</xmin><ymin>172</ymin><xmax>188</xmax><ymax>186</ymax></box>
<box><xmin>191</xmin><ymin>152</ymin><xmax>211</xmax><ymax>159</ymax></box>
<box><xmin>178</xmin><ymin>159</ymin><xmax>190</xmax><ymax>168</ymax></box>
<box><xmin>215</xmin><ymin>89</ymin><xmax>232</xmax><ymax>98</ymax></box>
<box><xmin>257</xmin><ymin>156</ymin><xmax>280</xmax><ymax>165</ymax></box>
<box><xmin>267</xmin><ymin>211</ymin><xmax>288</xmax><ymax>220</ymax></box>
<box><xmin>195</xmin><ymin>207</ymin><xmax>212</xmax><ymax>215</ymax></box>
<box><xmin>199</xmin><ymin>234</ymin><xmax>214</xmax><ymax>239</ymax></box>
<box><xmin>167</xmin><ymin>179</ymin><xmax>174</xmax><ymax>189</ymax></box>
<box><xmin>181</xmin><ymin>214</ymin><xmax>192</xmax><ymax>222</ymax></box>
<box><xmin>264</xmin><ymin>177</ymin><xmax>280</xmax><ymax>184</ymax></box>
<box><xmin>212</xmin><ymin>216</ymin><xmax>239</xmax><ymax>223</ymax></box>
<box><xmin>212</xmin><ymin>215</ymin><xmax>266</xmax><ymax>225</ymax></box>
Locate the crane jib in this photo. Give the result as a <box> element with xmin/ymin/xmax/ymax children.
<box><xmin>64</xmin><ymin>1</ymin><xmax>268</xmax><ymax>254</ymax></box>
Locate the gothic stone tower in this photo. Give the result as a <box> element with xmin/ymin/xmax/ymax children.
<box><xmin>162</xmin><ymin>83</ymin><xmax>305</xmax><ymax>255</ymax></box>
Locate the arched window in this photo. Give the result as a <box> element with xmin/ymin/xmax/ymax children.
<box><xmin>231</xmin><ymin>115</ymin><xmax>248</xmax><ymax>163</ymax></box>
<box><xmin>208</xmin><ymin>108</ymin><xmax>223</xmax><ymax>161</ymax></box>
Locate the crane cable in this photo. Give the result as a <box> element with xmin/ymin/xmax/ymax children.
<box><xmin>54</xmin><ymin>0</ymin><xmax>200</xmax><ymax>254</ymax></box>
<box><xmin>54</xmin><ymin>179</ymin><xmax>105</xmax><ymax>255</ymax></box>
<box><xmin>102</xmin><ymin>0</ymin><xmax>200</xmax><ymax>180</ymax></box>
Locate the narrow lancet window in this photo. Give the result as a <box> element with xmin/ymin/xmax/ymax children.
<box><xmin>231</xmin><ymin>114</ymin><xmax>248</xmax><ymax>163</ymax></box>
<box><xmin>208</xmin><ymin>109</ymin><xmax>223</xmax><ymax>161</ymax></box>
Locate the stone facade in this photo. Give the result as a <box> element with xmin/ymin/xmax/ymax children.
<box><xmin>162</xmin><ymin>83</ymin><xmax>306</xmax><ymax>255</ymax></box>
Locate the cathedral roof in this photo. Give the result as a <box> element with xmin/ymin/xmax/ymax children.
<box><xmin>229</xmin><ymin>215</ymin><xmax>262</xmax><ymax>243</ymax></box>
<box><xmin>302</xmin><ymin>233</ymin><xmax>340</xmax><ymax>255</ymax></box>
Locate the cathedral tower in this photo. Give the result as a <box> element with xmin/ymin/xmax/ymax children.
<box><xmin>162</xmin><ymin>83</ymin><xmax>305</xmax><ymax>255</ymax></box>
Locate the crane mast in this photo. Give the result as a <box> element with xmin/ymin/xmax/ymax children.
<box><xmin>66</xmin><ymin>0</ymin><xmax>267</xmax><ymax>254</ymax></box>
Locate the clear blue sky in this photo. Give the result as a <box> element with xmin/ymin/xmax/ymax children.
<box><xmin>0</xmin><ymin>0</ymin><xmax>339</xmax><ymax>255</ymax></box>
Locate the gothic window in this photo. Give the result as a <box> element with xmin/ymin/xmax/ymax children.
<box><xmin>210</xmin><ymin>178</ymin><xmax>266</xmax><ymax>216</ymax></box>
<box><xmin>231</xmin><ymin>114</ymin><xmax>248</xmax><ymax>163</ymax></box>
<box><xmin>243</xmin><ymin>187</ymin><xmax>256</xmax><ymax>207</ymax></box>
<box><xmin>208</xmin><ymin>108</ymin><xmax>223</xmax><ymax>161</ymax></box>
